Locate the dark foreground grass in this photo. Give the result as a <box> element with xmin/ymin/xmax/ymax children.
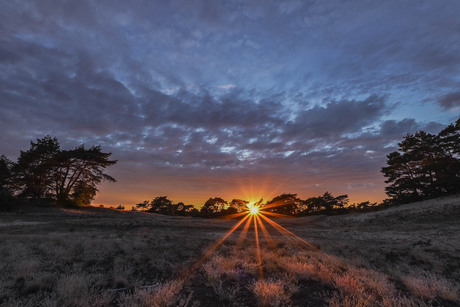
<box><xmin>0</xmin><ymin>196</ymin><xmax>459</xmax><ymax>306</ymax></box>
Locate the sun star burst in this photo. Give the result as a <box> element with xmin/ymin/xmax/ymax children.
<box><xmin>250</xmin><ymin>206</ymin><xmax>259</xmax><ymax>215</ymax></box>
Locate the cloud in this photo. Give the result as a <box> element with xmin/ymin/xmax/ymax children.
<box><xmin>285</xmin><ymin>95</ymin><xmax>387</xmax><ymax>139</ymax></box>
<box><xmin>0</xmin><ymin>0</ymin><xmax>458</xmax><ymax>205</ymax></box>
<box><xmin>219</xmin><ymin>84</ymin><xmax>236</xmax><ymax>89</ymax></box>
<box><xmin>438</xmin><ymin>91</ymin><xmax>460</xmax><ymax>110</ymax></box>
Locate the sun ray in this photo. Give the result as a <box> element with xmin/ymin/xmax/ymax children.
<box><xmin>233</xmin><ymin>175</ymin><xmax>270</xmax><ymax>203</ymax></box>
<box><xmin>177</xmin><ymin>214</ymin><xmax>251</xmax><ymax>283</ymax></box>
<box><xmin>174</xmin><ymin>201</ymin><xmax>322</xmax><ymax>287</ymax></box>
<box><xmin>261</xmin><ymin>200</ymin><xmax>293</xmax><ymax>210</ymax></box>
<box><xmin>261</xmin><ymin>211</ymin><xmax>294</xmax><ymax>218</ymax></box>
<box><xmin>259</xmin><ymin>213</ymin><xmax>318</xmax><ymax>250</ymax></box>
<box><xmin>260</xmin><ymin>214</ymin><xmax>300</xmax><ymax>246</ymax></box>
<box><xmin>253</xmin><ymin>214</ymin><xmax>264</xmax><ymax>281</ymax></box>
<box><xmin>235</xmin><ymin>214</ymin><xmax>253</xmax><ymax>249</ymax></box>
<box><xmin>220</xmin><ymin>211</ymin><xmax>248</xmax><ymax>220</ymax></box>
<box><xmin>255</xmin><ymin>215</ymin><xmax>275</xmax><ymax>248</ymax></box>
<box><xmin>205</xmin><ymin>214</ymin><xmax>251</xmax><ymax>256</ymax></box>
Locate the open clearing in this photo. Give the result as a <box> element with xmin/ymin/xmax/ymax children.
<box><xmin>0</xmin><ymin>196</ymin><xmax>459</xmax><ymax>306</ymax></box>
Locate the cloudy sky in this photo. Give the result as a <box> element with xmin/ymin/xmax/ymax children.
<box><xmin>1</xmin><ymin>0</ymin><xmax>459</xmax><ymax>206</ymax></box>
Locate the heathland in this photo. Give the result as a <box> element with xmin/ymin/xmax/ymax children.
<box><xmin>0</xmin><ymin>195</ymin><xmax>459</xmax><ymax>306</ymax></box>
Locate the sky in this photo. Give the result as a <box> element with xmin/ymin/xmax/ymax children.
<box><xmin>1</xmin><ymin>0</ymin><xmax>459</xmax><ymax>207</ymax></box>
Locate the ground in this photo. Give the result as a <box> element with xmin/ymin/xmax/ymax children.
<box><xmin>0</xmin><ymin>195</ymin><xmax>459</xmax><ymax>306</ymax></box>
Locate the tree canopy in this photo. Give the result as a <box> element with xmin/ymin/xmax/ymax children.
<box><xmin>381</xmin><ymin>118</ymin><xmax>460</xmax><ymax>203</ymax></box>
<box><xmin>2</xmin><ymin>136</ymin><xmax>117</xmax><ymax>206</ymax></box>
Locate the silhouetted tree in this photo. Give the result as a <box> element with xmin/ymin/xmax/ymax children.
<box><xmin>438</xmin><ymin>118</ymin><xmax>460</xmax><ymax>156</ymax></box>
<box><xmin>0</xmin><ymin>155</ymin><xmax>12</xmax><ymax>190</ymax></box>
<box><xmin>304</xmin><ymin>196</ymin><xmax>323</xmax><ymax>213</ymax></box>
<box><xmin>0</xmin><ymin>155</ymin><xmax>15</xmax><ymax>210</ymax></box>
<box><xmin>147</xmin><ymin>196</ymin><xmax>174</xmax><ymax>214</ymax></box>
<box><xmin>185</xmin><ymin>205</ymin><xmax>199</xmax><ymax>216</ymax></box>
<box><xmin>13</xmin><ymin>136</ymin><xmax>60</xmax><ymax>199</ymax></box>
<box><xmin>8</xmin><ymin>136</ymin><xmax>117</xmax><ymax>205</ymax></box>
<box><xmin>221</xmin><ymin>206</ymin><xmax>238</xmax><ymax>215</ymax></box>
<box><xmin>302</xmin><ymin>192</ymin><xmax>349</xmax><ymax>214</ymax></box>
<box><xmin>175</xmin><ymin>202</ymin><xmax>198</xmax><ymax>216</ymax></box>
<box><xmin>201</xmin><ymin>197</ymin><xmax>228</xmax><ymax>217</ymax></box>
<box><xmin>351</xmin><ymin>201</ymin><xmax>377</xmax><ymax>211</ymax></box>
<box><xmin>52</xmin><ymin>145</ymin><xmax>117</xmax><ymax>202</ymax></box>
<box><xmin>136</xmin><ymin>200</ymin><xmax>150</xmax><ymax>210</ymax></box>
<box><xmin>229</xmin><ymin>198</ymin><xmax>249</xmax><ymax>212</ymax></box>
<box><xmin>382</xmin><ymin>118</ymin><xmax>460</xmax><ymax>203</ymax></box>
<box><xmin>174</xmin><ymin>202</ymin><xmax>186</xmax><ymax>215</ymax></box>
<box><xmin>71</xmin><ymin>181</ymin><xmax>98</xmax><ymax>205</ymax></box>
<box><xmin>435</xmin><ymin>119</ymin><xmax>460</xmax><ymax>193</ymax></box>
<box><xmin>265</xmin><ymin>193</ymin><xmax>300</xmax><ymax>215</ymax></box>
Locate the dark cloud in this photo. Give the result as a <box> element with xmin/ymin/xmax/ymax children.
<box><xmin>285</xmin><ymin>95</ymin><xmax>387</xmax><ymax>139</ymax></box>
<box><xmin>380</xmin><ymin>119</ymin><xmax>419</xmax><ymax>137</ymax></box>
<box><xmin>380</xmin><ymin>119</ymin><xmax>445</xmax><ymax>138</ymax></box>
<box><xmin>438</xmin><ymin>92</ymin><xmax>460</xmax><ymax>110</ymax></box>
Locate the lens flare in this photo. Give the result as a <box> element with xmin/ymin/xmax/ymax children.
<box><xmin>178</xmin><ymin>198</ymin><xmax>321</xmax><ymax>288</ymax></box>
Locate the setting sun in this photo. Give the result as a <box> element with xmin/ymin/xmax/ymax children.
<box><xmin>250</xmin><ymin>206</ymin><xmax>259</xmax><ymax>215</ymax></box>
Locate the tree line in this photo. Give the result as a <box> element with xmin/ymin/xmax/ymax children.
<box><xmin>130</xmin><ymin>192</ymin><xmax>379</xmax><ymax>218</ymax></box>
<box><xmin>0</xmin><ymin>136</ymin><xmax>117</xmax><ymax>209</ymax></box>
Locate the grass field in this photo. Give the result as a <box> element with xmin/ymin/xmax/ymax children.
<box><xmin>0</xmin><ymin>196</ymin><xmax>459</xmax><ymax>306</ymax></box>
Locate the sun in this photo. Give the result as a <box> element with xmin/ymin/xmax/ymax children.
<box><xmin>250</xmin><ymin>206</ymin><xmax>259</xmax><ymax>215</ymax></box>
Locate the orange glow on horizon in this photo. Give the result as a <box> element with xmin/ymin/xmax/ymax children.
<box><xmin>95</xmin><ymin>171</ymin><xmax>388</xmax><ymax>208</ymax></box>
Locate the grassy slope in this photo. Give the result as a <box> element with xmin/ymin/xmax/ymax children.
<box><xmin>0</xmin><ymin>196</ymin><xmax>459</xmax><ymax>306</ymax></box>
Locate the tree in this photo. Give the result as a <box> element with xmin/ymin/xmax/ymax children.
<box><xmin>265</xmin><ymin>193</ymin><xmax>300</xmax><ymax>215</ymax></box>
<box><xmin>302</xmin><ymin>192</ymin><xmax>349</xmax><ymax>214</ymax></box>
<box><xmin>333</xmin><ymin>194</ymin><xmax>349</xmax><ymax>208</ymax></box>
<box><xmin>304</xmin><ymin>196</ymin><xmax>324</xmax><ymax>213</ymax></box>
<box><xmin>174</xmin><ymin>202</ymin><xmax>186</xmax><ymax>215</ymax></box>
<box><xmin>436</xmin><ymin>119</ymin><xmax>460</xmax><ymax>193</ymax></box>
<box><xmin>9</xmin><ymin>136</ymin><xmax>117</xmax><ymax>205</ymax></box>
<box><xmin>71</xmin><ymin>181</ymin><xmax>98</xmax><ymax>205</ymax></box>
<box><xmin>13</xmin><ymin>136</ymin><xmax>60</xmax><ymax>199</ymax></box>
<box><xmin>136</xmin><ymin>200</ymin><xmax>150</xmax><ymax>210</ymax></box>
<box><xmin>0</xmin><ymin>155</ymin><xmax>15</xmax><ymax>209</ymax></box>
<box><xmin>201</xmin><ymin>197</ymin><xmax>228</xmax><ymax>216</ymax></box>
<box><xmin>438</xmin><ymin>118</ymin><xmax>460</xmax><ymax>156</ymax></box>
<box><xmin>382</xmin><ymin>119</ymin><xmax>460</xmax><ymax>203</ymax></box>
<box><xmin>51</xmin><ymin>145</ymin><xmax>117</xmax><ymax>202</ymax></box>
<box><xmin>352</xmin><ymin>201</ymin><xmax>377</xmax><ymax>211</ymax></box>
<box><xmin>0</xmin><ymin>155</ymin><xmax>13</xmax><ymax>190</ymax></box>
<box><xmin>229</xmin><ymin>198</ymin><xmax>249</xmax><ymax>212</ymax></box>
<box><xmin>147</xmin><ymin>196</ymin><xmax>174</xmax><ymax>214</ymax></box>
<box><xmin>381</xmin><ymin>150</ymin><xmax>420</xmax><ymax>202</ymax></box>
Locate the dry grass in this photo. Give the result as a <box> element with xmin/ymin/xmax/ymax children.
<box><xmin>402</xmin><ymin>272</ymin><xmax>459</xmax><ymax>301</ymax></box>
<box><xmin>0</xmin><ymin>195</ymin><xmax>459</xmax><ymax>306</ymax></box>
<box><xmin>251</xmin><ymin>279</ymin><xmax>291</xmax><ymax>307</ymax></box>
